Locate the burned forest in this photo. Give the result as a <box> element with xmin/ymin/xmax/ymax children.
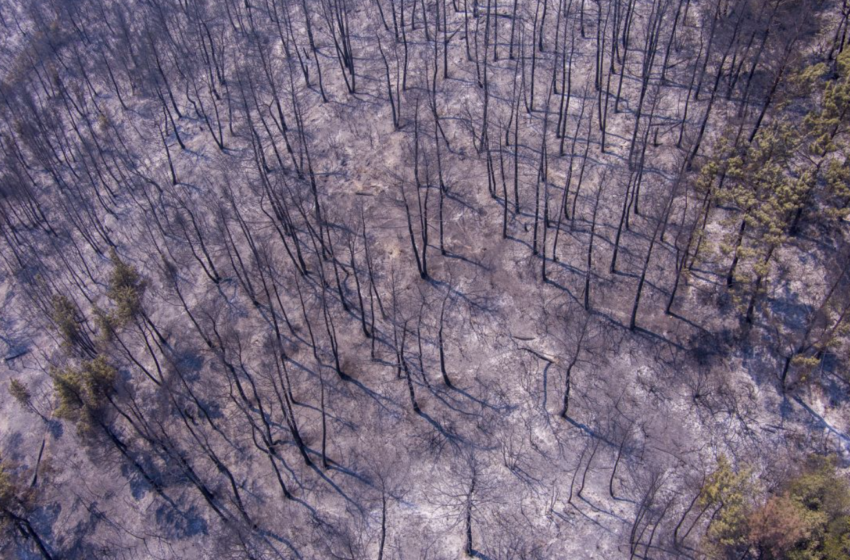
<box><xmin>2</xmin><ymin>0</ymin><xmax>850</xmax><ymax>557</ymax></box>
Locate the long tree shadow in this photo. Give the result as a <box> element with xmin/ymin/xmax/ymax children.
<box><xmin>631</xmin><ymin>326</ymin><xmax>687</xmax><ymax>352</ymax></box>
<box><xmin>577</xmin><ymin>494</ymin><xmax>630</xmax><ymax>524</ymax></box>
<box><xmin>790</xmin><ymin>395</ymin><xmax>850</xmax><ymax>458</ymax></box>
<box><xmin>442</xmin><ymin>381</ymin><xmax>510</xmax><ymax>413</ymax></box>
<box><xmin>542</xmin><ymin>276</ymin><xmax>580</xmax><ymax>304</ymax></box>
<box><xmin>668</xmin><ymin>310</ymin><xmax>712</xmax><ymax>336</ymax></box>
<box><xmin>442</xmin><ymin>249</ymin><xmax>492</xmax><ymax>272</ymax></box>
<box><xmin>257</xmin><ymin>527</ymin><xmax>304</xmax><ymax>559</ymax></box>
<box><xmin>417</xmin><ymin>409</ymin><xmax>466</xmax><ymax>446</ymax></box>
<box><xmin>563</xmin><ymin>417</ymin><xmax>618</xmax><ymax>448</ymax></box>
<box><xmin>340</xmin><ymin>372</ymin><xmax>403</xmax><ymax>414</ymax></box>
<box><xmin>428</xmin><ymin>387</ymin><xmax>488</xmax><ymax>418</ymax></box>
<box><xmin>558</xmin><ymin>502</ymin><xmax>617</xmax><ymax>534</ymax></box>
<box><xmin>306</xmin><ymin>463</ymin><xmax>365</xmax><ymax>516</ymax></box>
<box><xmin>427</xmin><ymin>277</ymin><xmax>498</xmax><ymax>314</ymax></box>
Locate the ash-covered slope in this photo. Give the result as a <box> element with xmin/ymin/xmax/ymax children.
<box><xmin>1</xmin><ymin>0</ymin><xmax>849</xmax><ymax>558</ymax></box>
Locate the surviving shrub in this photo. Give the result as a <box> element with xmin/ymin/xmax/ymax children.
<box><xmin>107</xmin><ymin>249</ymin><xmax>145</xmax><ymax>325</ymax></box>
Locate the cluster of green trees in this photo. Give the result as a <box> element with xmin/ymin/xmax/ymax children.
<box><xmin>698</xmin><ymin>455</ymin><xmax>850</xmax><ymax>559</ymax></box>
<box><xmin>690</xmin><ymin>47</ymin><xmax>850</xmax><ymax>386</ymax></box>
